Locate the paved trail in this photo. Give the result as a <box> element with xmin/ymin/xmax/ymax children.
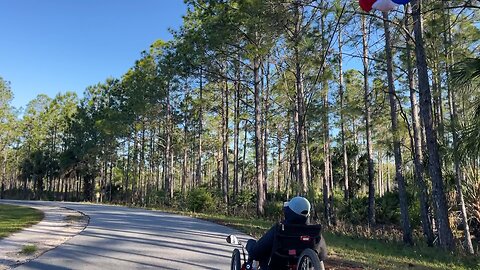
<box><xmin>2</xmin><ymin>201</ymin><xmax>247</xmax><ymax>270</ymax></box>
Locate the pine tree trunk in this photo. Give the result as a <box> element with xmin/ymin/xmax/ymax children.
<box><xmin>431</xmin><ymin>63</ymin><xmax>441</xmax><ymax>132</ymax></box>
<box><xmin>434</xmin><ymin>65</ymin><xmax>445</xmax><ymax>145</ymax></box>
<box><xmin>166</xmin><ymin>84</ymin><xmax>173</xmax><ymax>200</ymax></box>
<box><xmin>287</xmin><ymin>118</ymin><xmax>294</xmax><ymax>198</ymax></box>
<box><xmin>383</xmin><ymin>12</ymin><xmax>413</xmax><ymax>245</ymax></box>
<box><xmin>323</xmin><ymin>81</ymin><xmax>332</xmax><ymax>226</ymax></box>
<box><xmin>170</xmin><ymin>148</ymin><xmax>174</xmax><ymax>199</ymax></box>
<box><xmin>125</xmin><ymin>137</ymin><xmax>131</xmax><ymax>203</ymax></box>
<box><xmin>362</xmin><ymin>14</ymin><xmax>376</xmax><ymax>226</ymax></box>
<box><xmin>109</xmin><ymin>159</ymin><xmax>113</xmax><ymax>202</ymax></box>
<box><xmin>222</xmin><ymin>70</ymin><xmax>229</xmax><ymax>205</ymax></box>
<box><xmin>295</xmin><ymin>1</ymin><xmax>308</xmax><ymax>195</ymax></box>
<box><xmin>305</xmin><ymin>128</ymin><xmax>312</xmax><ymax>185</ymax></box>
<box><xmin>233</xmin><ymin>58</ymin><xmax>240</xmax><ymax>199</ymax></box>
<box><xmin>378</xmin><ymin>154</ymin><xmax>383</xmax><ymax>196</ymax></box>
<box><xmin>338</xmin><ymin>28</ymin><xmax>349</xmax><ymax>202</ymax></box>
<box><xmin>140</xmin><ymin>123</ymin><xmax>146</xmax><ymax>205</ymax></box>
<box><xmin>182</xmin><ymin>106</ymin><xmax>188</xmax><ymax>196</ymax></box>
<box><xmin>149</xmin><ymin>126</ymin><xmax>156</xmax><ymax>202</ymax></box>
<box><xmin>263</xmin><ymin>59</ymin><xmax>270</xmax><ymax>200</ymax></box>
<box><xmin>241</xmin><ymin>117</ymin><xmax>248</xmax><ymax>191</ymax></box>
<box><xmin>132</xmin><ymin>128</ymin><xmax>138</xmax><ymax>203</ymax></box>
<box><xmin>1</xmin><ymin>152</ymin><xmax>6</xmax><ymax>199</ymax></box>
<box><xmin>254</xmin><ymin>55</ymin><xmax>265</xmax><ymax>215</ymax></box>
<box><xmin>196</xmin><ymin>67</ymin><xmax>203</xmax><ymax>188</ymax></box>
<box><xmin>294</xmin><ymin>91</ymin><xmax>300</xmax><ymax>186</ymax></box>
<box><xmin>329</xmin><ymin>156</ymin><xmax>335</xmax><ymax>223</ymax></box>
<box><xmin>411</xmin><ymin>0</ymin><xmax>454</xmax><ymax>251</ymax></box>
<box><xmin>352</xmin><ymin>121</ymin><xmax>359</xmax><ymax>180</ymax></box>
<box><xmin>277</xmin><ymin>133</ymin><xmax>282</xmax><ymax>193</ymax></box>
<box><xmin>405</xmin><ymin>4</ymin><xmax>435</xmax><ymax>246</ymax></box>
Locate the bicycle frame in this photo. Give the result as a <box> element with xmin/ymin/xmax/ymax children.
<box><xmin>226</xmin><ymin>235</ymin><xmax>259</xmax><ymax>270</ymax></box>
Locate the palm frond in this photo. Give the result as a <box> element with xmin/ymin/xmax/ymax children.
<box><xmin>453</xmin><ymin>57</ymin><xmax>480</xmax><ymax>159</ymax></box>
<box><xmin>459</xmin><ymin>98</ymin><xmax>480</xmax><ymax>159</ymax></box>
<box><xmin>451</xmin><ymin>57</ymin><xmax>480</xmax><ymax>89</ymax></box>
<box><xmin>463</xmin><ymin>171</ymin><xmax>480</xmax><ymax>224</ymax></box>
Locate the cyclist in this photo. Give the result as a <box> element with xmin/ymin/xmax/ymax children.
<box><xmin>246</xmin><ymin>196</ymin><xmax>327</xmax><ymax>269</ymax></box>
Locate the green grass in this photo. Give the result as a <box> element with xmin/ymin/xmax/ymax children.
<box><xmin>0</xmin><ymin>204</ymin><xmax>44</xmax><ymax>239</ymax></box>
<box><xmin>20</xmin><ymin>244</ymin><xmax>37</xmax><ymax>255</ymax></box>
<box><xmin>157</xmin><ymin>209</ymin><xmax>479</xmax><ymax>270</ymax></box>
<box><xmin>324</xmin><ymin>232</ymin><xmax>479</xmax><ymax>270</ymax></box>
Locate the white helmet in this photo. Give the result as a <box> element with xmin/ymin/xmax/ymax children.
<box><xmin>285</xmin><ymin>196</ymin><xmax>311</xmax><ymax>217</ymax></box>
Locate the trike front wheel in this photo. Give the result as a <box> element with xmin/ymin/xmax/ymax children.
<box><xmin>231</xmin><ymin>248</ymin><xmax>242</xmax><ymax>270</ymax></box>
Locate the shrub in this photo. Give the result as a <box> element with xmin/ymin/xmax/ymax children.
<box><xmin>187</xmin><ymin>188</ymin><xmax>214</xmax><ymax>213</ymax></box>
<box><xmin>264</xmin><ymin>201</ymin><xmax>283</xmax><ymax>221</ymax></box>
<box><xmin>343</xmin><ymin>197</ymin><xmax>369</xmax><ymax>225</ymax></box>
<box><xmin>336</xmin><ymin>191</ymin><xmax>421</xmax><ymax>227</ymax></box>
<box><xmin>267</xmin><ymin>191</ymin><xmax>289</xmax><ymax>202</ymax></box>
<box><xmin>233</xmin><ymin>190</ymin><xmax>256</xmax><ymax>206</ymax></box>
<box><xmin>376</xmin><ymin>192</ymin><xmax>401</xmax><ymax>225</ymax></box>
<box><xmin>154</xmin><ymin>190</ymin><xmax>167</xmax><ymax>206</ymax></box>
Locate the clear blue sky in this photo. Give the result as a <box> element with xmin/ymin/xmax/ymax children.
<box><xmin>0</xmin><ymin>0</ymin><xmax>187</xmax><ymax>109</ymax></box>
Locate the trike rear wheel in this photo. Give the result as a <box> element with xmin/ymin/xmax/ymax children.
<box><xmin>297</xmin><ymin>248</ymin><xmax>324</xmax><ymax>270</ymax></box>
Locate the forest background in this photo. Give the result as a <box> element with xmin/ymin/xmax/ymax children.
<box><xmin>1</xmin><ymin>0</ymin><xmax>480</xmax><ymax>265</ymax></box>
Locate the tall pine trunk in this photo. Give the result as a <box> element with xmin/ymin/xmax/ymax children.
<box><xmin>411</xmin><ymin>0</ymin><xmax>454</xmax><ymax>251</ymax></box>
<box><xmin>294</xmin><ymin>1</ymin><xmax>308</xmax><ymax>194</ymax></box>
<box><xmin>1</xmin><ymin>152</ymin><xmax>6</xmax><ymax>199</ymax></box>
<box><xmin>166</xmin><ymin>84</ymin><xmax>173</xmax><ymax>200</ymax></box>
<box><xmin>263</xmin><ymin>59</ymin><xmax>270</xmax><ymax>200</ymax></box>
<box><xmin>405</xmin><ymin>4</ymin><xmax>434</xmax><ymax>246</ymax></box>
<box><xmin>362</xmin><ymin>14</ymin><xmax>376</xmax><ymax>226</ymax></box>
<box><xmin>222</xmin><ymin>68</ymin><xmax>229</xmax><ymax>205</ymax></box>
<box><xmin>383</xmin><ymin>12</ymin><xmax>413</xmax><ymax>245</ymax></box>
<box><xmin>323</xmin><ymin>82</ymin><xmax>332</xmax><ymax>226</ymax></box>
<box><xmin>233</xmin><ymin>58</ymin><xmax>241</xmax><ymax>199</ymax></box>
<box><xmin>277</xmin><ymin>131</ymin><xmax>282</xmax><ymax>193</ymax></box>
<box><xmin>182</xmin><ymin>102</ymin><xmax>188</xmax><ymax>196</ymax></box>
<box><xmin>338</xmin><ymin>28</ymin><xmax>349</xmax><ymax>202</ymax></box>
<box><xmin>196</xmin><ymin>67</ymin><xmax>203</xmax><ymax>188</ymax></box>
<box><xmin>254</xmin><ymin>54</ymin><xmax>265</xmax><ymax>215</ymax></box>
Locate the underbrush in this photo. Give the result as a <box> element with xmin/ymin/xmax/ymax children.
<box><xmin>150</xmin><ymin>205</ymin><xmax>479</xmax><ymax>270</ymax></box>
<box><xmin>142</xmin><ymin>188</ymin><xmax>479</xmax><ymax>270</ymax></box>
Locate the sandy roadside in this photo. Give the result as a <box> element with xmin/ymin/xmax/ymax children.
<box><xmin>0</xmin><ymin>203</ymin><xmax>88</xmax><ymax>270</ymax></box>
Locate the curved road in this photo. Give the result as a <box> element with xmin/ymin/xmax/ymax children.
<box><xmin>7</xmin><ymin>201</ymin><xmax>248</xmax><ymax>270</ymax></box>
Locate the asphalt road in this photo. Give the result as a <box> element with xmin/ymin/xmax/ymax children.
<box><xmin>6</xmin><ymin>201</ymin><xmax>248</xmax><ymax>270</ymax></box>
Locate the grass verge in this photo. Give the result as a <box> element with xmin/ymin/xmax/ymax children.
<box><xmin>156</xmin><ymin>209</ymin><xmax>479</xmax><ymax>270</ymax></box>
<box><xmin>20</xmin><ymin>244</ymin><xmax>37</xmax><ymax>255</ymax></box>
<box><xmin>0</xmin><ymin>204</ymin><xmax>44</xmax><ymax>239</ymax></box>
<box><xmin>325</xmin><ymin>232</ymin><xmax>479</xmax><ymax>270</ymax></box>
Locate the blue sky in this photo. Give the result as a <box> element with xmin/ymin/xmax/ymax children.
<box><xmin>0</xmin><ymin>0</ymin><xmax>187</xmax><ymax>109</ymax></box>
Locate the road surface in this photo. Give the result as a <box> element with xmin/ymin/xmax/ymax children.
<box><xmin>4</xmin><ymin>201</ymin><xmax>247</xmax><ymax>270</ymax></box>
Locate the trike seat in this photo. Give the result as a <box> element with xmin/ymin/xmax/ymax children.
<box><xmin>267</xmin><ymin>223</ymin><xmax>323</xmax><ymax>270</ymax></box>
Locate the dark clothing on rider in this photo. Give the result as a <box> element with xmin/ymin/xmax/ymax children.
<box><xmin>246</xmin><ymin>207</ymin><xmax>326</xmax><ymax>270</ymax></box>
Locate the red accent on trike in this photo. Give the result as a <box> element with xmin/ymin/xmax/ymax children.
<box><xmin>300</xmin><ymin>235</ymin><xmax>311</xmax><ymax>241</ymax></box>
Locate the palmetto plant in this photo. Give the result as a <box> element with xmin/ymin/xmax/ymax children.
<box><xmin>451</xmin><ymin>58</ymin><xmax>480</xmax><ymax>84</ymax></box>
<box><xmin>452</xmin><ymin>57</ymin><xmax>480</xmax><ymax>241</ymax></box>
<box><xmin>452</xmin><ymin>57</ymin><xmax>480</xmax><ymax>158</ymax></box>
<box><xmin>464</xmin><ymin>169</ymin><xmax>480</xmax><ymax>239</ymax></box>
